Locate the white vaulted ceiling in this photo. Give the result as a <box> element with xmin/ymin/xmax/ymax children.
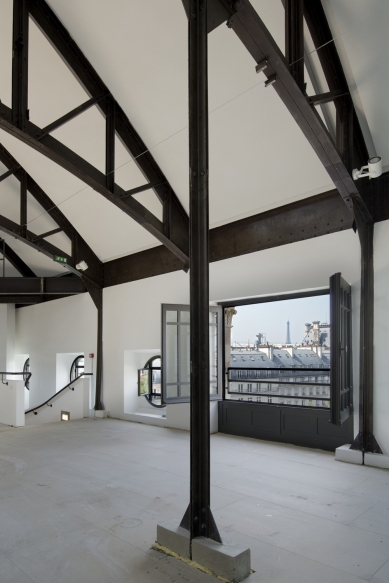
<box><xmin>0</xmin><ymin>0</ymin><xmax>387</xmax><ymax>274</ymax></box>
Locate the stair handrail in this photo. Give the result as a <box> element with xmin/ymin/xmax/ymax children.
<box><xmin>25</xmin><ymin>373</ymin><xmax>93</xmax><ymax>415</ymax></box>
<box><xmin>0</xmin><ymin>371</ymin><xmax>32</xmax><ymax>387</ymax></box>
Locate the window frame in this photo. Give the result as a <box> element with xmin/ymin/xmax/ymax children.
<box><xmin>70</xmin><ymin>354</ymin><xmax>84</xmax><ymax>383</ymax></box>
<box><xmin>220</xmin><ymin>287</ymin><xmax>334</xmax><ymax>411</ymax></box>
<box><xmin>162</xmin><ymin>304</ymin><xmax>223</xmax><ymax>404</ymax></box>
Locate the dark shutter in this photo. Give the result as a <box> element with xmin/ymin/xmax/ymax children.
<box><xmin>330</xmin><ymin>273</ymin><xmax>352</xmax><ymax>426</ymax></box>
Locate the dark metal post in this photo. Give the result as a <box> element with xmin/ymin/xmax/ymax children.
<box><xmin>83</xmin><ymin>280</ymin><xmax>104</xmax><ymax>411</ymax></box>
<box><xmin>95</xmin><ymin>288</ymin><xmax>104</xmax><ymax>410</ymax></box>
<box><xmin>350</xmin><ymin>202</ymin><xmax>382</xmax><ymax>453</ymax></box>
<box><xmin>20</xmin><ymin>170</ymin><xmax>27</xmax><ymax>238</ymax></box>
<box><xmin>12</xmin><ymin>0</ymin><xmax>29</xmax><ymax>130</ymax></box>
<box><xmin>180</xmin><ymin>0</ymin><xmax>221</xmax><ymax>545</ymax></box>
<box><xmin>105</xmin><ymin>97</ymin><xmax>115</xmax><ymax>192</ymax></box>
<box><xmin>285</xmin><ymin>0</ymin><xmax>304</xmax><ymax>91</ymax></box>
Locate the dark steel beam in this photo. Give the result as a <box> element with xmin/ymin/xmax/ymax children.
<box><xmin>20</xmin><ymin>170</ymin><xmax>27</xmax><ymax>238</ymax></box>
<box><xmin>0</xmin><ymin>214</ymin><xmax>73</xmax><ymax>265</ymax></box>
<box><xmin>221</xmin><ymin>0</ymin><xmax>372</xmax><ymax>222</ymax></box>
<box><xmin>38</xmin><ymin>92</ymin><xmax>108</xmax><ymax>139</ymax></box>
<box><xmin>0</xmin><ymin>294</ymin><xmax>72</xmax><ymax>305</ymax></box>
<box><xmin>26</xmin><ymin>0</ymin><xmax>189</xmax><ymax>264</ymax></box>
<box><xmin>1</xmin><ymin>241</ymin><xmax>36</xmax><ymax>277</ymax></box>
<box><xmin>303</xmin><ymin>0</ymin><xmax>369</xmax><ymax>172</ymax></box>
<box><xmin>309</xmin><ymin>90</ymin><xmax>349</xmax><ymax>106</ymax></box>
<box><xmin>285</xmin><ymin>0</ymin><xmax>304</xmax><ymax>91</ymax></box>
<box><xmin>0</xmin><ymin>166</ymin><xmax>20</xmax><ymax>183</ymax></box>
<box><xmin>105</xmin><ymin>97</ymin><xmax>115</xmax><ymax>192</ymax></box>
<box><xmin>0</xmin><ymin>276</ymin><xmax>85</xmax><ymax>295</ymax></box>
<box><xmin>121</xmin><ymin>180</ymin><xmax>166</xmax><ymax>200</ymax></box>
<box><xmin>12</xmin><ymin>0</ymin><xmax>29</xmax><ymax>130</ymax></box>
<box><xmin>32</xmin><ymin>227</ymin><xmax>63</xmax><ymax>242</ymax></box>
<box><xmin>104</xmin><ymin>189</ymin><xmax>353</xmax><ymax>287</ymax></box>
<box><xmin>180</xmin><ymin>0</ymin><xmax>221</xmax><ymax>545</ymax></box>
<box><xmin>0</xmin><ymin>102</ymin><xmax>189</xmax><ymax>264</ymax></box>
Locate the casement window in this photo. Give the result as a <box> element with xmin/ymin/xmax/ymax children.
<box><xmin>138</xmin><ymin>356</ymin><xmax>164</xmax><ymax>408</ymax></box>
<box><xmin>222</xmin><ymin>271</ymin><xmax>353</xmax><ymax>426</ymax></box>
<box><xmin>70</xmin><ymin>355</ymin><xmax>84</xmax><ymax>382</ymax></box>
<box><xmin>162</xmin><ymin>304</ymin><xmax>222</xmax><ymax>404</ymax></box>
<box><xmin>23</xmin><ymin>358</ymin><xmax>30</xmax><ymax>390</ymax></box>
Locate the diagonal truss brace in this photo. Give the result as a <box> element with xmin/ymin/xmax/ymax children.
<box><xmin>0</xmin><ymin>239</ymin><xmax>36</xmax><ymax>277</ymax></box>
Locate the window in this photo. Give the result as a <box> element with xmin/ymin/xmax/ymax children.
<box><xmin>139</xmin><ymin>356</ymin><xmax>164</xmax><ymax>408</ymax></box>
<box><xmin>162</xmin><ymin>304</ymin><xmax>222</xmax><ymax>403</ymax></box>
<box><xmin>23</xmin><ymin>358</ymin><xmax>30</xmax><ymax>390</ymax></box>
<box><xmin>70</xmin><ymin>355</ymin><xmax>84</xmax><ymax>382</ymax></box>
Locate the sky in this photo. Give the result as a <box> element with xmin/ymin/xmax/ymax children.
<box><xmin>231</xmin><ymin>295</ymin><xmax>330</xmax><ymax>345</ymax></box>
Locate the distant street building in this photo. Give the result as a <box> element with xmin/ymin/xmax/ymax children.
<box><xmin>227</xmin><ymin>320</ymin><xmax>330</xmax><ymax>408</ymax></box>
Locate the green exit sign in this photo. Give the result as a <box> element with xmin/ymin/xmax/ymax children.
<box><xmin>54</xmin><ymin>255</ymin><xmax>67</xmax><ymax>264</ymax></box>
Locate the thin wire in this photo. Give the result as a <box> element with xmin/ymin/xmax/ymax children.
<box><xmin>23</xmin><ymin>6</ymin><xmax>381</xmax><ymax>228</ymax></box>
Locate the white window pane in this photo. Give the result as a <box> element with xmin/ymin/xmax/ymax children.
<box><xmin>166</xmin><ymin>325</ymin><xmax>178</xmax><ymax>383</ymax></box>
<box><xmin>166</xmin><ymin>311</ymin><xmax>178</xmax><ymax>322</ymax></box>
<box><xmin>167</xmin><ymin>385</ymin><xmax>179</xmax><ymax>398</ymax></box>
<box><xmin>179</xmin><ymin>324</ymin><xmax>190</xmax><ymax>383</ymax></box>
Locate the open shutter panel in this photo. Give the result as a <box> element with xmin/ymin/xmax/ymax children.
<box><xmin>330</xmin><ymin>272</ymin><xmax>353</xmax><ymax>426</ymax></box>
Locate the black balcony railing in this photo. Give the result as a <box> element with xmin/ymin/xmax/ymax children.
<box><xmin>226</xmin><ymin>367</ymin><xmax>331</xmax><ymax>408</ymax></box>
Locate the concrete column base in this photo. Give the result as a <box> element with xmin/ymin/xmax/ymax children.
<box><xmin>156</xmin><ymin>523</ymin><xmax>251</xmax><ymax>583</ymax></box>
<box><xmin>335</xmin><ymin>444</ymin><xmax>363</xmax><ymax>464</ymax></box>
<box><xmin>94</xmin><ymin>410</ymin><xmax>110</xmax><ymax>418</ymax></box>
<box><xmin>364</xmin><ymin>452</ymin><xmax>389</xmax><ymax>469</ymax></box>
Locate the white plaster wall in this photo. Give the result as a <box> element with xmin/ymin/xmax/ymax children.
<box><xmin>15</xmin><ymin>293</ymin><xmax>97</xmax><ymax>409</ymax></box>
<box><xmin>373</xmin><ymin>220</ymin><xmax>389</xmax><ymax>453</ymax></box>
<box><xmin>0</xmin><ymin>380</ymin><xmax>25</xmax><ymax>427</ymax></box>
<box><xmin>13</xmin><ymin>229</ymin><xmax>364</xmax><ymax>438</ymax></box>
<box><xmin>25</xmin><ymin>377</ymin><xmax>90</xmax><ymax>426</ymax></box>
<box><xmin>0</xmin><ymin>304</ymin><xmax>15</xmax><ymax>373</ymax></box>
<box><xmin>0</xmin><ymin>305</ymin><xmax>8</xmax><ymax>372</ymax></box>
<box><xmin>103</xmin><ymin>229</ymin><xmax>362</xmax><ymax>430</ymax></box>
<box><xmin>56</xmin><ymin>352</ymin><xmax>82</xmax><ymax>392</ymax></box>
<box><xmin>6</xmin><ymin>304</ymin><xmax>15</xmax><ymax>373</ymax></box>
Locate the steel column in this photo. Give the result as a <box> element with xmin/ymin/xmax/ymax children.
<box><xmin>12</xmin><ymin>0</ymin><xmax>29</xmax><ymax>130</ymax></box>
<box><xmin>95</xmin><ymin>291</ymin><xmax>103</xmax><ymax>410</ymax></box>
<box><xmin>285</xmin><ymin>0</ymin><xmax>304</xmax><ymax>91</ymax></box>
<box><xmin>350</xmin><ymin>203</ymin><xmax>382</xmax><ymax>453</ymax></box>
<box><xmin>83</xmin><ymin>281</ymin><xmax>104</xmax><ymax>411</ymax></box>
<box><xmin>180</xmin><ymin>0</ymin><xmax>221</xmax><ymax>545</ymax></box>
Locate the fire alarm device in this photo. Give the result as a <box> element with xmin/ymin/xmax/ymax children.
<box><xmin>89</xmin><ymin>353</ymin><xmax>94</xmax><ymax>358</ymax></box>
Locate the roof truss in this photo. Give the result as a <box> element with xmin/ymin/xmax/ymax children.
<box><xmin>0</xmin><ymin>143</ymin><xmax>103</xmax><ymax>287</ymax></box>
<box><xmin>211</xmin><ymin>0</ymin><xmax>374</xmax><ymax>223</ymax></box>
<box><xmin>0</xmin><ymin>0</ymin><xmax>189</xmax><ymax>266</ymax></box>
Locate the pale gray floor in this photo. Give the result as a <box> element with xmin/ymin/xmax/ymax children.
<box><xmin>0</xmin><ymin>418</ymin><xmax>389</xmax><ymax>583</ymax></box>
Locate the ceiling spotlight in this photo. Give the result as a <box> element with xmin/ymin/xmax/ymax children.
<box><xmin>75</xmin><ymin>260</ymin><xmax>89</xmax><ymax>271</ymax></box>
<box><xmin>352</xmin><ymin>156</ymin><xmax>382</xmax><ymax>180</ymax></box>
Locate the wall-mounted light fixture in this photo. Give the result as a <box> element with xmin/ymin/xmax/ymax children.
<box><xmin>352</xmin><ymin>156</ymin><xmax>382</xmax><ymax>180</ymax></box>
<box><xmin>61</xmin><ymin>411</ymin><xmax>70</xmax><ymax>421</ymax></box>
<box><xmin>75</xmin><ymin>260</ymin><xmax>89</xmax><ymax>271</ymax></box>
